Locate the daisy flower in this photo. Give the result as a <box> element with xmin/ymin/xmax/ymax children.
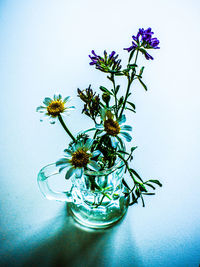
<box><xmin>36</xmin><ymin>94</ymin><xmax>75</xmax><ymax>124</ymax></box>
<box><xmin>95</xmin><ymin>109</ymin><xmax>132</xmax><ymax>146</ymax></box>
<box><xmin>56</xmin><ymin>139</ymin><xmax>100</xmax><ymax>179</ymax></box>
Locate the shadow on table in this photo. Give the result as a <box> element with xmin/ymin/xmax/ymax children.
<box><xmin>23</xmin><ymin>207</ymin><xmax>114</xmax><ymax>267</ymax></box>
<box><xmin>2</xmin><ymin>204</ymin><xmax>142</xmax><ymax>267</ymax></box>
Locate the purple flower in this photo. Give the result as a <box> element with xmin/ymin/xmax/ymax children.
<box><xmin>143</xmin><ymin>51</ymin><xmax>154</xmax><ymax>60</ymax></box>
<box><xmin>124</xmin><ymin>27</ymin><xmax>160</xmax><ymax>60</ymax></box>
<box><xmin>124</xmin><ymin>42</ymin><xmax>137</xmax><ymax>53</ymax></box>
<box><xmin>89</xmin><ymin>50</ymin><xmax>122</xmax><ymax>73</ymax></box>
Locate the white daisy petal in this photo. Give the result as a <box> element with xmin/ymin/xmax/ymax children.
<box><xmin>95</xmin><ymin>123</ymin><xmax>104</xmax><ymax>130</ymax></box>
<box><xmin>91</xmin><ymin>150</ymin><xmax>101</xmax><ymax>158</ymax></box>
<box><xmin>97</xmin><ymin>131</ymin><xmax>106</xmax><ymax>137</ymax></box>
<box><xmin>100</xmin><ymin>108</ymin><xmax>107</xmax><ymax>120</ymax></box>
<box><xmin>110</xmin><ymin>136</ymin><xmax>118</xmax><ymax>147</ymax></box>
<box><xmin>67</xmin><ymin>106</ymin><xmax>75</xmax><ymax>110</ymax></box>
<box><xmin>36</xmin><ymin>106</ymin><xmax>46</xmax><ymax>113</ymax></box>
<box><xmin>119</xmin><ymin>131</ymin><xmax>132</xmax><ymax>142</ymax></box>
<box><xmin>85</xmin><ymin>138</ymin><xmax>93</xmax><ymax>150</ymax></box>
<box><xmin>120</xmin><ymin>125</ymin><xmax>132</xmax><ymax>131</ymax></box>
<box><xmin>53</xmin><ymin>94</ymin><xmax>62</xmax><ymax>100</ymax></box>
<box><xmin>75</xmin><ymin>168</ymin><xmax>84</xmax><ymax>178</ymax></box>
<box><xmin>88</xmin><ymin>160</ymin><xmax>100</xmax><ymax>171</ymax></box>
<box><xmin>63</xmin><ymin>96</ymin><xmax>72</xmax><ymax>103</ymax></box>
<box><xmin>56</xmin><ymin>158</ymin><xmax>71</xmax><ymax>166</ymax></box>
<box><xmin>75</xmin><ymin>141</ymin><xmax>84</xmax><ymax>150</ymax></box>
<box><xmin>49</xmin><ymin>117</ymin><xmax>56</xmax><ymax>124</ymax></box>
<box><xmin>65</xmin><ymin>167</ymin><xmax>75</xmax><ymax>179</ymax></box>
<box><xmin>43</xmin><ymin>97</ymin><xmax>52</xmax><ymax>105</ymax></box>
<box><xmin>117</xmin><ymin>114</ymin><xmax>126</xmax><ymax>125</ymax></box>
<box><xmin>63</xmin><ymin>149</ymin><xmax>73</xmax><ymax>155</ymax></box>
<box><xmin>59</xmin><ymin>165</ymin><xmax>70</xmax><ymax>173</ymax></box>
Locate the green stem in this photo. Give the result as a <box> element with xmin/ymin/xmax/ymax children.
<box><xmin>58</xmin><ymin>114</ymin><xmax>76</xmax><ymax>142</ymax></box>
<box><xmin>119</xmin><ymin>49</ymin><xmax>139</xmax><ymax>118</ymax></box>
<box><xmin>119</xmin><ymin>78</ymin><xmax>131</xmax><ymax>118</ymax></box>
<box><xmin>110</xmin><ymin>73</ymin><xmax>118</xmax><ymax>119</ymax></box>
<box><xmin>93</xmin><ymin>129</ymin><xmax>99</xmax><ymax>140</ymax></box>
<box><xmin>134</xmin><ymin>49</ymin><xmax>139</xmax><ymax>65</ymax></box>
<box><xmin>116</xmin><ymin>153</ymin><xmax>137</xmax><ymax>184</ymax></box>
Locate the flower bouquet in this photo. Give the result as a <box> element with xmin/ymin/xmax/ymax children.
<box><xmin>37</xmin><ymin>28</ymin><xmax>162</xmax><ymax>228</ymax></box>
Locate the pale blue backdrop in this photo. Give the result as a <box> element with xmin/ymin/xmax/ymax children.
<box><xmin>0</xmin><ymin>0</ymin><xmax>200</xmax><ymax>266</ymax></box>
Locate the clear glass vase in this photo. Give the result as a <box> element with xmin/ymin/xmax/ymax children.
<box><xmin>37</xmin><ymin>159</ymin><xmax>129</xmax><ymax>229</ymax></box>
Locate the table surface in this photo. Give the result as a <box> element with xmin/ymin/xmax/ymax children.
<box><xmin>0</xmin><ymin>0</ymin><xmax>200</xmax><ymax>266</ymax></box>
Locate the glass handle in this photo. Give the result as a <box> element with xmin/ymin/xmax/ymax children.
<box><xmin>37</xmin><ymin>163</ymin><xmax>73</xmax><ymax>202</ymax></box>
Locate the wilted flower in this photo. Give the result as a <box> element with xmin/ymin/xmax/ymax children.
<box><xmin>36</xmin><ymin>94</ymin><xmax>75</xmax><ymax>124</ymax></box>
<box><xmin>89</xmin><ymin>50</ymin><xmax>122</xmax><ymax>73</ymax></box>
<box><xmin>56</xmin><ymin>139</ymin><xmax>100</xmax><ymax>179</ymax></box>
<box><xmin>95</xmin><ymin>109</ymin><xmax>132</xmax><ymax>147</ymax></box>
<box><xmin>77</xmin><ymin>85</ymin><xmax>101</xmax><ymax>121</ymax></box>
<box><xmin>124</xmin><ymin>27</ymin><xmax>160</xmax><ymax>60</ymax></box>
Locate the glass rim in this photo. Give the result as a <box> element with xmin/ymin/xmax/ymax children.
<box><xmin>39</xmin><ymin>158</ymin><xmax>125</xmax><ymax>177</ymax></box>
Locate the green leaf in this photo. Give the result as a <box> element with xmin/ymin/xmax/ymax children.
<box><xmin>115</xmin><ymin>72</ymin><xmax>124</xmax><ymax>76</ymax></box>
<box><xmin>129</xmin><ymin>193</ymin><xmax>138</xmax><ymax>206</ymax></box>
<box><xmin>148</xmin><ymin>180</ymin><xmax>162</xmax><ymax>187</ymax></box>
<box><xmin>139</xmin><ymin>66</ymin><xmax>145</xmax><ymax>77</ymax></box>
<box><xmin>118</xmin><ymin>96</ymin><xmax>124</xmax><ymax>106</ymax></box>
<box><xmin>127</xmin><ymin>64</ymin><xmax>137</xmax><ymax>70</ymax></box>
<box><xmin>145</xmin><ymin>183</ymin><xmax>156</xmax><ymax>190</ymax></box>
<box><xmin>135</xmin><ymin>188</ymin><xmax>141</xmax><ymax>197</ymax></box>
<box><xmin>138</xmin><ymin>78</ymin><xmax>148</xmax><ymax>91</ymax></box>
<box><xmin>141</xmin><ymin>194</ymin><xmax>145</xmax><ymax>207</ymax></box>
<box><xmin>118</xmin><ymin>150</ymin><xmax>129</xmax><ymax>155</ymax></box>
<box><xmin>129</xmin><ymin>63</ymin><xmax>138</xmax><ymax>67</ymax></box>
<box><xmin>128</xmin><ymin>49</ymin><xmax>135</xmax><ymax>63</ymax></box>
<box><xmin>127</xmin><ymin>101</ymin><xmax>136</xmax><ymax>110</ymax></box>
<box><xmin>115</xmin><ymin>85</ymin><xmax>120</xmax><ymax>94</ymax></box>
<box><xmin>122</xmin><ymin>179</ymin><xmax>131</xmax><ymax>190</ymax></box>
<box><xmin>129</xmin><ymin>168</ymin><xmax>144</xmax><ymax>182</ymax></box>
<box><xmin>131</xmin><ymin>146</ymin><xmax>137</xmax><ymax>153</ymax></box>
<box><xmin>100</xmin><ymin>86</ymin><xmax>113</xmax><ymax>95</ymax></box>
<box><xmin>139</xmin><ymin>184</ymin><xmax>148</xmax><ymax>192</ymax></box>
<box><xmin>126</xmin><ymin>107</ymin><xmax>136</xmax><ymax>113</ymax></box>
<box><xmin>143</xmin><ymin>193</ymin><xmax>156</xmax><ymax>195</ymax></box>
<box><xmin>129</xmin><ymin>199</ymin><xmax>138</xmax><ymax>206</ymax></box>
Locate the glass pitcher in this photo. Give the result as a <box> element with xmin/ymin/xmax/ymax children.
<box><xmin>37</xmin><ymin>158</ymin><xmax>129</xmax><ymax>229</ymax></box>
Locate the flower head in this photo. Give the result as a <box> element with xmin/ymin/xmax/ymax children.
<box><xmin>56</xmin><ymin>138</ymin><xmax>100</xmax><ymax>179</ymax></box>
<box><xmin>124</xmin><ymin>27</ymin><xmax>160</xmax><ymax>60</ymax></box>
<box><xmin>95</xmin><ymin>109</ymin><xmax>132</xmax><ymax>147</ymax></box>
<box><xmin>89</xmin><ymin>50</ymin><xmax>122</xmax><ymax>73</ymax></box>
<box><xmin>36</xmin><ymin>94</ymin><xmax>75</xmax><ymax>124</ymax></box>
<box><xmin>77</xmin><ymin>85</ymin><xmax>101</xmax><ymax>121</ymax></box>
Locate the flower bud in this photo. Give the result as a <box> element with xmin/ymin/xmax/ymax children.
<box><xmin>102</xmin><ymin>93</ymin><xmax>111</xmax><ymax>105</ymax></box>
<box><xmin>118</xmin><ymin>96</ymin><xmax>124</xmax><ymax>106</ymax></box>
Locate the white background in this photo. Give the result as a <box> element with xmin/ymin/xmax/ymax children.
<box><xmin>0</xmin><ymin>0</ymin><xmax>200</xmax><ymax>266</ymax></box>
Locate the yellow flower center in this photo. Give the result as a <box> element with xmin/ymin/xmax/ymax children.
<box><xmin>71</xmin><ymin>149</ymin><xmax>91</xmax><ymax>168</ymax></box>
<box><xmin>104</xmin><ymin>119</ymin><xmax>120</xmax><ymax>136</ymax></box>
<box><xmin>47</xmin><ymin>100</ymin><xmax>65</xmax><ymax>117</ymax></box>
